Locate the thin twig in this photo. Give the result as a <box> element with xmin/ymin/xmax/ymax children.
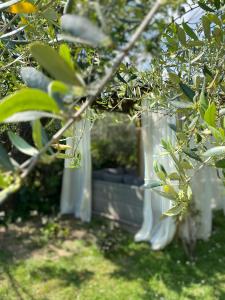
<box><xmin>0</xmin><ymin>15</ymin><xmax>18</xmax><ymax>35</ymax></box>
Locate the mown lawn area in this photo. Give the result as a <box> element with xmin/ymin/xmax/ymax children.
<box><xmin>0</xmin><ymin>212</ymin><xmax>225</xmax><ymax>300</ymax></box>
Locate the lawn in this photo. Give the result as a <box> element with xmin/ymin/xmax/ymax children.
<box><xmin>0</xmin><ymin>212</ymin><xmax>225</xmax><ymax>300</ymax></box>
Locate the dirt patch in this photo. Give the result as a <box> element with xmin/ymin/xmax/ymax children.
<box><xmin>0</xmin><ymin>217</ymin><xmax>95</xmax><ymax>262</ymax></box>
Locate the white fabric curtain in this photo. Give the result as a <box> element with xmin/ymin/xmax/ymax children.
<box><xmin>60</xmin><ymin>118</ymin><xmax>92</xmax><ymax>222</ymax></box>
<box><xmin>180</xmin><ymin>166</ymin><xmax>225</xmax><ymax>242</ymax></box>
<box><xmin>136</xmin><ymin>106</ymin><xmax>225</xmax><ymax>248</ymax></box>
<box><xmin>59</xmin><ymin>111</ymin><xmax>225</xmax><ymax>247</ymax></box>
<box><xmin>135</xmin><ymin>108</ymin><xmax>177</xmax><ymax>250</ymax></box>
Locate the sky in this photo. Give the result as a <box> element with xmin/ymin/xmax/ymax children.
<box><xmin>137</xmin><ymin>1</ymin><xmax>204</xmax><ymax>71</ymax></box>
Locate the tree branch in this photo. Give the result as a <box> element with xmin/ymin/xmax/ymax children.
<box><xmin>20</xmin><ymin>0</ymin><xmax>162</xmax><ymax>180</ymax></box>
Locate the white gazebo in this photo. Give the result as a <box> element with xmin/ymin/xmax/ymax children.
<box><xmin>60</xmin><ymin>103</ymin><xmax>225</xmax><ymax>250</ymax></box>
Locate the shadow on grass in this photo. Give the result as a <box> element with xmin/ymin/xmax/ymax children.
<box><xmin>0</xmin><ymin>251</ymin><xmax>94</xmax><ymax>300</ymax></box>
<box><xmin>30</xmin><ymin>265</ymin><xmax>93</xmax><ymax>287</ymax></box>
<box><xmin>0</xmin><ymin>218</ymin><xmax>95</xmax><ymax>299</ymax></box>
<box><xmin>0</xmin><ymin>252</ymin><xmax>38</xmax><ymax>300</ymax></box>
<box><xmin>3</xmin><ymin>265</ymin><xmax>37</xmax><ymax>300</ymax></box>
<box><xmin>1</xmin><ymin>212</ymin><xmax>225</xmax><ymax>299</ymax></box>
<box><xmin>97</xmin><ymin>210</ymin><xmax>225</xmax><ymax>299</ymax></box>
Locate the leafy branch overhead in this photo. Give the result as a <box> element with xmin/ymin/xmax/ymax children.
<box><xmin>0</xmin><ymin>0</ymin><xmax>163</xmax><ymax>204</ymax></box>
<box><xmin>0</xmin><ymin>0</ymin><xmax>224</xmax><ymax>220</ymax></box>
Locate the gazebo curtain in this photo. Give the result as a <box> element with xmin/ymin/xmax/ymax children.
<box><xmin>134</xmin><ymin>109</ymin><xmax>177</xmax><ymax>250</ymax></box>
<box><xmin>60</xmin><ymin>119</ymin><xmax>92</xmax><ymax>222</ymax></box>
<box><xmin>60</xmin><ymin>109</ymin><xmax>225</xmax><ymax>249</ymax></box>
<box><xmin>135</xmin><ymin>104</ymin><xmax>225</xmax><ymax>248</ymax></box>
<box><xmin>180</xmin><ymin>166</ymin><xmax>225</xmax><ymax>242</ymax></box>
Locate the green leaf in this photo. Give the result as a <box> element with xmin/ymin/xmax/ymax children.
<box><xmin>198</xmin><ymin>1</ymin><xmax>215</xmax><ymax>12</ymax></box>
<box><xmin>5</xmin><ymin>111</ymin><xmax>61</xmax><ymax>123</ymax></box>
<box><xmin>8</xmin><ymin>131</ymin><xmax>39</xmax><ymax>156</ymax></box>
<box><xmin>204</xmin><ymin>102</ymin><xmax>216</xmax><ymax>127</ymax></box>
<box><xmin>168</xmin><ymin>172</ymin><xmax>180</xmax><ymax>180</ymax></box>
<box><xmin>214</xmin><ymin>0</ymin><xmax>221</xmax><ymax>9</ymax></box>
<box><xmin>191</xmin><ymin>53</ymin><xmax>204</xmax><ymax>64</ymax></box>
<box><xmin>199</xmin><ymin>78</ymin><xmax>209</xmax><ymax>118</ymax></box>
<box><xmin>20</xmin><ymin>67</ymin><xmax>51</xmax><ymax>92</ymax></box>
<box><xmin>163</xmin><ymin>185</ymin><xmax>178</xmax><ymax>197</ymax></box>
<box><xmin>215</xmin><ymin>158</ymin><xmax>225</xmax><ymax>168</ymax></box>
<box><xmin>170</xmin><ymin>101</ymin><xmax>193</xmax><ymax>109</ymax></box>
<box><xmin>0</xmin><ymin>178</ymin><xmax>21</xmax><ymax>205</ymax></box>
<box><xmin>180</xmin><ymin>159</ymin><xmax>193</xmax><ymax>169</ymax></box>
<box><xmin>209</xmin><ymin>126</ymin><xmax>224</xmax><ymax>142</ymax></box>
<box><xmin>48</xmin><ymin>80</ymin><xmax>73</xmax><ymax>109</ymax></box>
<box><xmin>179</xmin><ymin>83</ymin><xmax>195</xmax><ymax>101</ymax></box>
<box><xmin>202</xmin><ymin>16</ymin><xmax>211</xmax><ymax>39</ymax></box>
<box><xmin>203</xmin><ymin>146</ymin><xmax>225</xmax><ymax>157</ymax></box>
<box><xmin>207</xmin><ymin>13</ymin><xmax>221</xmax><ymax>26</ymax></box>
<box><xmin>203</xmin><ymin>65</ymin><xmax>213</xmax><ymax>78</ymax></box>
<box><xmin>32</xmin><ymin>119</ymin><xmax>43</xmax><ymax>150</ymax></box>
<box><xmin>0</xmin><ymin>89</ymin><xmax>60</xmax><ymax>123</ymax></box>
<box><xmin>161</xmin><ymin>139</ymin><xmax>173</xmax><ymax>153</ymax></box>
<box><xmin>168</xmin><ymin>123</ymin><xmax>177</xmax><ymax>132</ymax></box>
<box><xmin>213</xmin><ymin>26</ymin><xmax>223</xmax><ymax>44</ymax></box>
<box><xmin>32</xmin><ymin>120</ymin><xmax>53</xmax><ymax>156</ymax></box>
<box><xmin>153</xmin><ymin>161</ymin><xmax>159</xmax><ymax>173</ymax></box>
<box><xmin>177</xmin><ymin>26</ymin><xmax>186</xmax><ymax>46</ymax></box>
<box><xmin>157</xmin><ymin>170</ymin><xmax>166</xmax><ymax>181</ymax></box>
<box><xmin>188</xmin><ymin>116</ymin><xmax>199</xmax><ymax>130</ymax></box>
<box><xmin>168</xmin><ymin>72</ymin><xmax>180</xmax><ymax>84</ymax></box>
<box><xmin>153</xmin><ymin>189</ymin><xmax>176</xmax><ymax>200</ymax></box>
<box><xmin>42</xmin><ymin>8</ymin><xmax>58</xmax><ymax>23</ymax></box>
<box><xmin>183</xmin><ymin>149</ymin><xmax>202</xmax><ymax>162</ymax></box>
<box><xmin>186</xmin><ymin>40</ymin><xmax>204</xmax><ymax>47</ymax></box>
<box><xmin>59</xmin><ymin>44</ymin><xmax>74</xmax><ymax>70</ymax></box>
<box><xmin>0</xmin><ymin>144</ymin><xmax>14</xmax><ymax>171</ymax></box>
<box><xmin>164</xmin><ymin>203</ymin><xmax>185</xmax><ymax>217</ymax></box>
<box><xmin>61</xmin><ymin>14</ymin><xmax>112</xmax><ymax>47</ymax></box>
<box><xmin>48</xmin><ymin>80</ymin><xmax>70</xmax><ymax>96</ymax></box>
<box><xmin>30</xmin><ymin>43</ymin><xmax>84</xmax><ymax>86</ymax></box>
<box><xmin>143</xmin><ymin>180</ymin><xmax>162</xmax><ymax>189</ymax></box>
<box><xmin>182</xmin><ymin>22</ymin><xmax>198</xmax><ymax>40</ymax></box>
<box><xmin>117</xmin><ymin>73</ymin><xmax>127</xmax><ymax>84</ymax></box>
<box><xmin>0</xmin><ymin>173</ymin><xmax>11</xmax><ymax>189</ymax></box>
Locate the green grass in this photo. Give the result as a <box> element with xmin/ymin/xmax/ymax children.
<box><xmin>0</xmin><ymin>212</ymin><xmax>225</xmax><ymax>300</ymax></box>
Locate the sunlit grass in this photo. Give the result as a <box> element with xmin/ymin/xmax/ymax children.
<box><xmin>0</xmin><ymin>211</ymin><xmax>225</xmax><ymax>300</ymax></box>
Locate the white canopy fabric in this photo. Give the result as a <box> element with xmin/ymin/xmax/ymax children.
<box><xmin>135</xmin><ymin>104</ymin><xmax>225</xmax><ymax>248</ymax></box>
<box><xmin>60</xmin><ymin>110</ymin><xmax>225</xmax><ymax>249</ymax></box>
<box><xmin>60</xmin><ymin>119</ymin><xmax>92</xmax><ymax>222</ymax></box>
<box><xmin>134</xmin><ymin>109</ymin><xmax>177</xmax><ymax>250</ymax></box>
<box><xmin>180</xmin><ymin>166</ymin><xmax>225</xmax><ymax>243</ymax></box>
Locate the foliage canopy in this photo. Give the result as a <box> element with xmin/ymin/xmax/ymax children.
<box><xmin>0</xmin><ymin>0</ymin><xmax>224</xmax><ymax>218</ymax></box>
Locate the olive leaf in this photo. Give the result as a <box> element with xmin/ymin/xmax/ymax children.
<box><xmin>60</xmin><ymin>14</ymin><xmax>112</xmax><ymax>47</ymax></box>
<box><xmin>20</xmin><ymin>67</ymin><xmax>51</xmax><ymax>92</ymax></box>
<box><xmin>0</xmin><ymin>144</ymin><xmax>14</xmax><ymax>171</ymax></box>
<box><xmin>203</xmin><ymin>146</ymin><xmax>225</xmax><ymax>158</ymax></box>
<box><xmin>179</xmin><ymin>83</ymin><xmax>195</xmax><ymax>102</ymax></box>
<box><xmin>0</xmin><ymin>89</ymin><xmax>60</xmax><ymax>123</ymax></box>
<box><xmin>8</xmin><ymin>131</ymin><xmax>39</xmax><ymax>156</ymax></box>
<box><xmin>30</xmin><ymin>43</ymin><xmax>84</xmax><ymax>86</ymax></box>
